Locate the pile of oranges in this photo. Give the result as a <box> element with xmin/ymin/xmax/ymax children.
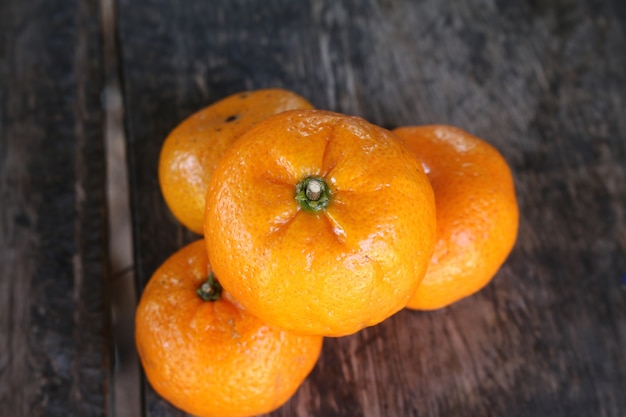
<box><xmin>135</xmin><ymin>89</ymin><xmax>519</xmax><ymax>417</ymax></box>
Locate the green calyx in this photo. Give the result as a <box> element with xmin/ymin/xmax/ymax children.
<box><xmin>295</xmin><ymin>176</ymin><xmax>331</xmax><ymax>213</ymax></box>
<box><xmin>196</xmin><ymin>272</ymin><xmax>222</xmax><ymax>301</ymax></box>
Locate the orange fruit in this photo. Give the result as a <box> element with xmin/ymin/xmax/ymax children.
<box><xmin>158</xmin><ymin>89</ymin><xmax>313</xmax><ymax>234</ymax></box>
<box><xmin>392</xmin><ymin>125</ymin><xmax>519</xmax><ymax>310</ymax></box>
<box><xmin>204</xmin><ymin>109</ymin><xmax>437</xmax><ymax>337</ymax></box>
<box><xmin>135</xmin><ymin>239</ymin><xmax>323</xmax><ymax>417</ymax></box>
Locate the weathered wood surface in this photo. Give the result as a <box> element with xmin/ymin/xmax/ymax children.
<box><xmin>118</xmin><ymin>0</ymin><xmax>626</xmax><ymax>416</ymax></box>
<box><xmin>2</xmin><ymin>0</ymin><xmax>625</xmax><ymax>416</ymax></box>
<box><xmin>0</xmin><ymin>0</ymin><xmax>108</xmax><ymax>416</ymax></box>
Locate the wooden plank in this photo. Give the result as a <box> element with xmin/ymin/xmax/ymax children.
<box><xmin>100</xmin><ymin>0</ymin><xmax>143</xmax><ymax>416</ymax></box>
<box><xmin>0</xmin><ymin>0</ymin><xmax>109</xmax><ymax>416</ymax></box>
<box><xmin>117</xmin><ymin>0</ymin><xmax>626</xmax><ymax>416</ymax></box>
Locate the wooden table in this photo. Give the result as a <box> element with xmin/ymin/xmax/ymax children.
<box><xmin>2</xmin><ymin>1</ymin><xmax>625</xmax><ymax>416</ymax></box>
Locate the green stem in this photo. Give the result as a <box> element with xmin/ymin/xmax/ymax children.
<box><xmin>295</xmin><ymin>176</ymin><xmax>331</xmax><ymax>213</ymax></box>
<box><xmin>197</xmin><ymin>272</ymin><xmax>222</xmax><ymax>301</ymax></box>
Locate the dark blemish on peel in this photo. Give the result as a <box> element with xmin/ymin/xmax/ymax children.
<box><xmin>225</xmin><ymin>114</ymin><xmax>239</xmax><ymax>123</ymax></box>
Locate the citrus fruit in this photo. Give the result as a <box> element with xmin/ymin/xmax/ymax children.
<box><xmin>158</xmin><ymin>88</ymin><xmax>313</xmax><ymax>234</ymax></box>
<box><xmin>204</xmin><ymin>109</ymin><xmax>437</xmax><ymax>337</ymax></box>
<box><xmin>135</xmin><ymin>239</ymin><xmax>323</xmax><ymax>417</ymax></box>
<box><xmin>392</xmin><ymin>125</ymin><xmax>519</xmax><ymax>310</ymax></box>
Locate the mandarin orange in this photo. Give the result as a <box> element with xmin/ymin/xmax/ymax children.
<box><xmin>135</xmin><ymin>239</ymin><xmax>323</xmax><ymax>417</ymax></box>
<box><xmin>393</xmin><ymin>125</ymin><xmax>519</xmax><ymax>310</ymax></box>
<box><xmin>204</xmin><ymin>109</ymin><xmax>437</xmax><ymax>337</ymax></box>
<box><xmin>158</xmin><ymin>89</ymin><xmax>313</xmax><ymax>234</ymax></box>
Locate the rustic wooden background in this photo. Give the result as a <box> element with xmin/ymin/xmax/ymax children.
<box><xmin>1</xmin><ymin>0</ymin><xmax>625</xmax><ymax>416</ymax></box>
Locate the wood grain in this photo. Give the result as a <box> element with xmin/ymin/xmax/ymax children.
<box><xmin>0</xmin><ymin>0</ymin><xmax>109</xmax><ymax>416</ymax></box>
<box><xmin>116</xmin><ymin>0</ymin><xmax>626</xmax><ymax>416</ymax></box>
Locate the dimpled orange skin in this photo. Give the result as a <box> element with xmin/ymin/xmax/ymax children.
<box><xmin>158</xmin><ymin>89</ymin><xmax>313</xmax><ymax>234</ymax></box>
<box><xmin>204</xmin><ymin>109</ymin><xmax>437</xmax><ymax>337</ymax></box>
<box><xmin>135</xmin><ymin>239</ymin><xmax>323</xmax><ymax>417</ymax></box>
<box><xmin>392</xmin><ymin>125</ymin><xmax>519</xmax><ymax>310</ymax></box>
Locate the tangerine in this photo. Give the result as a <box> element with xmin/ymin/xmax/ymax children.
<box><xmin>158</xmin><ymin>89</ymin><xmax>313</xmax><ymax>234</ymax></box>
<box><xmin>135</xmin><ymin>239</ymin><xmax>323</xmax><ymax>417</ymax></box>
<box><xmin>204</xmin><ymin>109</ymin><xmax>437</xmax><ymax>337</ymax></box>
<box><xmin>392</xmin><ymin>125</ymin><xmax>519</xmax><ymax>310</ymax></box>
